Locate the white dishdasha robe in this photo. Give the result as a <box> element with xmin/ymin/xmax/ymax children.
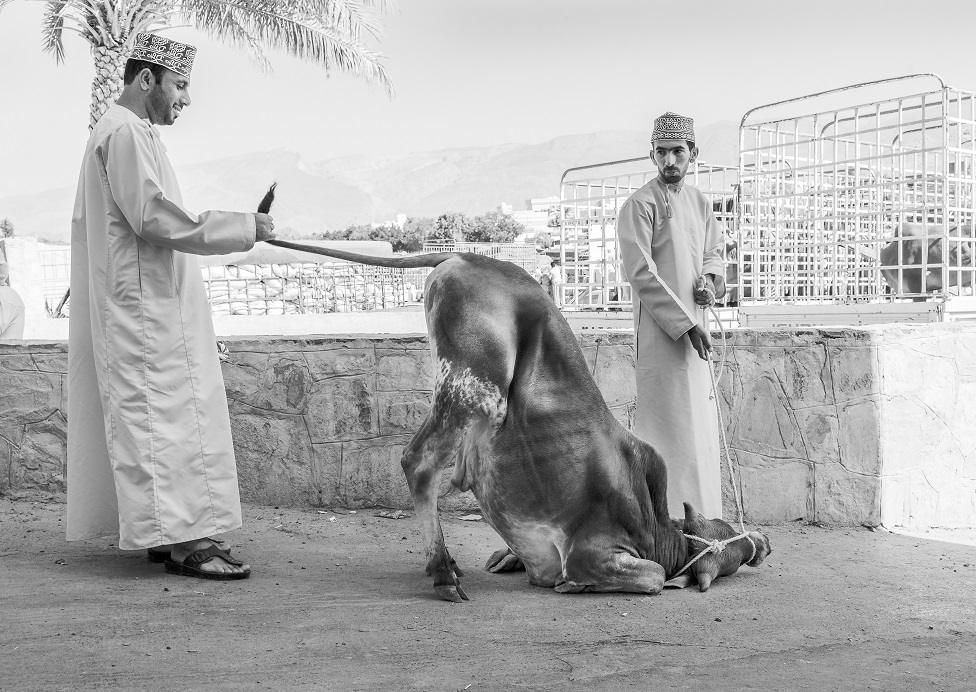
<box><xmin>66</xmin><ymin>104</ymin><xmax>255</xmax><ymax>550</ymax></box>
<box><xmin>617</xmin><ymin>176</ymin><xmax>725</xmax><ymax>518</ymax></box>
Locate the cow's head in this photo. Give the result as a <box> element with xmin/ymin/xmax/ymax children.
<box><xmin>681</xmin><ymin>503</ymin><xmax>771</xmax><ymax>592</ymax></box>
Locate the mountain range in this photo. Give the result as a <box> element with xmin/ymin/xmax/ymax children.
<box><xmin>1</xmin><ymin>122</ymin><xmax>739</xmax><ymax>244</ymax></box>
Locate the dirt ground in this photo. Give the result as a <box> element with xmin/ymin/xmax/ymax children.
<box><xmin>1</xmin><ymin>494</ymin><xmax>974</xmax><ymax>691</ymax></box>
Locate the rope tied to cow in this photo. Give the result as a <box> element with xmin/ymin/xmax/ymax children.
<box><xmin>671</xmin><ymin>531</ymin><xmax>757</xmax><ymax>580</ymax></box>
<box><xmin>669</xmin><ymin>298</ymin><xmax>756</xmax><ymax>583</ymax></box>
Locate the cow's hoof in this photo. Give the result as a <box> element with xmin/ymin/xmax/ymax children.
<box><xmin>485</xmin><ymin>548</ymin><xmax>524</xmax><ymax>573</ymax></box>
<box><xmin>553</xmin><ymin>581</ymin><xmax>587</xmax><ymax>594</ymax></box>
<box><xmin>434</xmin><ymin>583</ymin><xmax>469</xmax><ymax>602</ymax></box>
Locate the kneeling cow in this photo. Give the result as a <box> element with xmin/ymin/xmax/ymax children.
<box><xmin>269</xmin><ymin>239</ymin><xmax>770</xmax><ymax>601</ymax></box>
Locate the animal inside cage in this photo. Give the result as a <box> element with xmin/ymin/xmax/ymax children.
<box><xmin>202</xmin><ymin>262</ymin><xmax>409</xmax><ymax>315</ymax></box>
<box><xmin>557</xmin><ymin>158</ymin><xmax>740</xmax><ymax>313</ymax></box>
<box><xmin>738</xmin><ymin>74</ymin><xmax>976</xmax><ymax>324</ymax></box>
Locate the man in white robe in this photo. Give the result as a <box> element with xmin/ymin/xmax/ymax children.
<box><xmin>66</xmin><ymin>32</ymin><xmax>275</xmax><ymax>579</ymax></box>
<box><xmin>0</xmin><ymin>261</ymin><xmax>25</xmax><ymax>339</ymax></box>
<box><xmin>617</xmin><ymin>112</ymin><xmax>726</xmax><ymax>518</ymax></box>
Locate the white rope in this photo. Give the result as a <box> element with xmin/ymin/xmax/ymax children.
<box><xmin>671</xmin><ymin>531</ymin><xmax>757</xmax><ymax>580</ymax></box>
<box><xmin>706</xmin><ymin>303</ymin><xmax>746</xmax><ymax>534</ymax></box>
<box><xmin>671</xmin><ymin>299</ymin><xmax>752</xmax><ymax>581</ymax></box>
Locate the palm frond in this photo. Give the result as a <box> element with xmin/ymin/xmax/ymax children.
<box><xmin>295</xmin><ymin>0</ymin><xmax>387</xmax><ymax>40</ymax></box>
<box><xmin>257</xmin><ymin>16</ymin><xmax>392</xmax><ymax>94</ymax></box>
<box><xmin>177</xmin><ymin>2</ymin><xmax>272</xmax><ymax>70</ymax></box>
<box><xmin>177</xmin><ymin>0</ymin><xmax>392</xmax><ymax>94</ymax></box>
<box><xmin>41</xmin><ymin>1</ymin><xmax>68</xmax><ymax>63</ymax></box>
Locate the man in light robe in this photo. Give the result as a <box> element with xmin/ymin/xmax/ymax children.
<box><xmin>617</xmin><ymin>112</ymin><xmax>726</xmax><ymax>518</ymax></box>
<box><xmin>0</xmin><ymin>261</ymin><xmax>25</xmax><ymax>339</ymax></box>
<box><xmin>66</xmin><ymin>32</ymin><xmax>275</xmax><ymax>579</ymax></box>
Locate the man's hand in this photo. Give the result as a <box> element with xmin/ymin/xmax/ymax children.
<box><xmin>255</xmin><ymin>213</ymin><xmax>275</xmax><ymax>242</ymax></box>
<box><xmin>712</xmin><ymin>273</ymin><xmax>727</xmax><ymax>302</ymax></box>
<box><xmin>693</xmin><ymin>275</ymin><xmax>716</xmax><ymax>307</ymax></box>
<box><xmin>685</xmin><ymin>324</ymin><xmax>711</xmax><ymax>361</ymax></box>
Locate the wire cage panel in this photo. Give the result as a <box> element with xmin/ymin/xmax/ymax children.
<box><xmin>557</xmin><ymin>158</ymin><xmax>740</xmax><ymax>316</ymax></box>
<box><xmin>738</xmin><ymin>74</ymin><xmax>976</xmax><ymax>316</ymax></box>
<box><xmin>202</xmin><ymin>262</ymin><xmax>409</xmax><ymax>316</ymax></box>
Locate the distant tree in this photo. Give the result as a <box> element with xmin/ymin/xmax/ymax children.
<box><xmin>315</xmin><ymin>219</ymin><xmax>427</xmax><ymax>253</ymax></box>
<box><xmin>317</xmin><ymin>210</ymin><xmax>527</xmax><ymax>250</ymax></box>
<box><xmin>464</xmin><ymin>211</ymin><xmax>524</xmax><ymax>243</ymax></box>
<box><xmin>401</xmin><ymin>217</ymin><xmax>434</xmax><ymax>251</ymax></box>
<box><xmin>0</xmin><ymin>217</ymin><xmax>13</xmax><ymax>238</ymax></box>
<box><xmin>427</xmin><ymin>212</ymin><xmax>472</xmax><ymax>244</ymax></box>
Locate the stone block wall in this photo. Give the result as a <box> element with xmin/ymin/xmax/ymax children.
<box><xmin>2</xmin><ymin>323</ymin><xmax>974</xmax><ymax>529</ymax></box>
<box><xmin>875</xmin><ymin>324</ymin><xmax>976</xmax><ymax>529</ymax></box>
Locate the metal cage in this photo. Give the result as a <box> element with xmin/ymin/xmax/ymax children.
<box><xmin>557</xmin><ymin>157</ymin><xmax>740</xmax><ymax>324</ymax></box>
<box><xmin>738</xmin><ymin>73</ymin><xmax>976</xmax><ymax>326</ymax></box>
<box><xmin>201</xmin><ymin>262</ymin><xmax>410</xmax><ymax>315</ymax></box>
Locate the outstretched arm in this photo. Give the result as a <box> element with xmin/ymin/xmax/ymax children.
<box><xmin>104</xmin><ymin>123</ymin><xmax>256</xmax><ymax>255</ymax></box>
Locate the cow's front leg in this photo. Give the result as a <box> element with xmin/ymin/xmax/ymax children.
<box><xmin>556</xmin><ymin>547</ymin><xmax>666</xmax><ymax>595</ymax></box>
<box><xmin>401</xmin><ymin>416</ymin><xmax>469</xmax><ymax>602</ymax></box>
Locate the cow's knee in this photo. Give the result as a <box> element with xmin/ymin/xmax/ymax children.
<box><xmin>558</xmin><ymin>549</ymin><xmax>666</xmax><ymax>595</ymax></box>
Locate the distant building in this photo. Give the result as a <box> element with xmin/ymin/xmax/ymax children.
<box><xmin>528</xmin><ymin>195</ymin><xmax>560</xmax><ymax>213</ymax></box>
<box><xmin>497</xmin><ymin>196</ymin><xmax>561</xmax><ymax>244</ymax></box>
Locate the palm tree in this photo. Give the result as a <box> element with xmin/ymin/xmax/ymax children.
<box><xmin>0</xmin><ymin>0</ymin><xmax>392</xmax><ymax>129</ymax></box>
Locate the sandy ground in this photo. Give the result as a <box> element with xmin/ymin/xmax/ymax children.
<box><xmin>1</xmin><ymin>494</ymin><xmax>975</xmax><ymax>691</ymax></box>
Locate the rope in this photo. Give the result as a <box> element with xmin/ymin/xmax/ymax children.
<box><xmin>706</xmin><ymin>303</ymin><xmax>746</xmax><ymax>534</ymax></box>
<box><xmin>671</xmin><ymin>531</ymin><xmax>757</xmax><ymax>580</ymax></box>
<box><xmin>671</xmin><ymin>297</ymin><xmax>753</xmax><ymax>581</ymax></box>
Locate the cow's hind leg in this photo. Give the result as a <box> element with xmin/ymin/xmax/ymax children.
<box><xmin>401</xmin><ymin>415</ymin><xmax>473</xmax><ymax>602</ymax></box>
<box><xmin>556</xmin><ymin>545</ymin><xmax>666</xmax><ymax>595</ymax></box>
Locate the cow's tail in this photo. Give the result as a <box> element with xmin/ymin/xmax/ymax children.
<box><xmin>265</xmin><ymin>239</ymin><xmax>457</xmax><ymax>269</ymax></box>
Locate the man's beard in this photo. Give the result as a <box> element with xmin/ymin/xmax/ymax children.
<box><xmin>661</xmin><ymin>168</ymin><xmax>683</xmax><ymax>183</ymax></box>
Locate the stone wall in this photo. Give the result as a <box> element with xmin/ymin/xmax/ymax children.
<box><xmin>2</xmin><ymin>323</ymin><xmax>974</xmax><ymax>529</ymax></box>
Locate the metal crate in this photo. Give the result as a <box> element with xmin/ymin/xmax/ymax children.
<box><xmin>202</xmin><ymin>262</ymin><xmax>409</xmax><ymax>315</ymax></box>
<box><xmin>738</xmin><ymin>73</ymin><xmax>976</xmax><ymax>325</ymax></box>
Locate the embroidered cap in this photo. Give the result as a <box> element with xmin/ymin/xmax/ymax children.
<box><xmin>651</xmin><ymin>112</ymin><xmax>695</xmax><ymax>142</ymax></box>
<box><xmin>129</xmin><ymin>32</ymin><xmax>196</xmax><ymax>78</ymax></box>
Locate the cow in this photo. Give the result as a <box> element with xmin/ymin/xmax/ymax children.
<box><xmin>266</xmin><ymin>237</ymin><xmax>770</xmax><ymax>600</ymax></box>
<box><xmin>258</xmin><ymin>172</ymin><xmax>770</xmax><ymax>600</ymax></box>
<box><xmin>879</xmin><ymin>223</ymin><xmax>975</xmax><ymax>297</ymax></box>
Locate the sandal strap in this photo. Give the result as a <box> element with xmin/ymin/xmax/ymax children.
<box><xmin>180</xmin><ymin>544</ymin><xmax>244</xmax><ymax>568</ymax></box>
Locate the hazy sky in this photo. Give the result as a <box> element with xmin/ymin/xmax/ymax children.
<box><xmin>2</xmin><ymin>0</ymin><xmax>975</xmax><ymax>197</ymax></box>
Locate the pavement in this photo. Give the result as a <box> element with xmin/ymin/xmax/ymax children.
<box><xmin>1</xmin><ymin>493</ymin><xmax>975</xmax><ymax>691</ymax></box>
